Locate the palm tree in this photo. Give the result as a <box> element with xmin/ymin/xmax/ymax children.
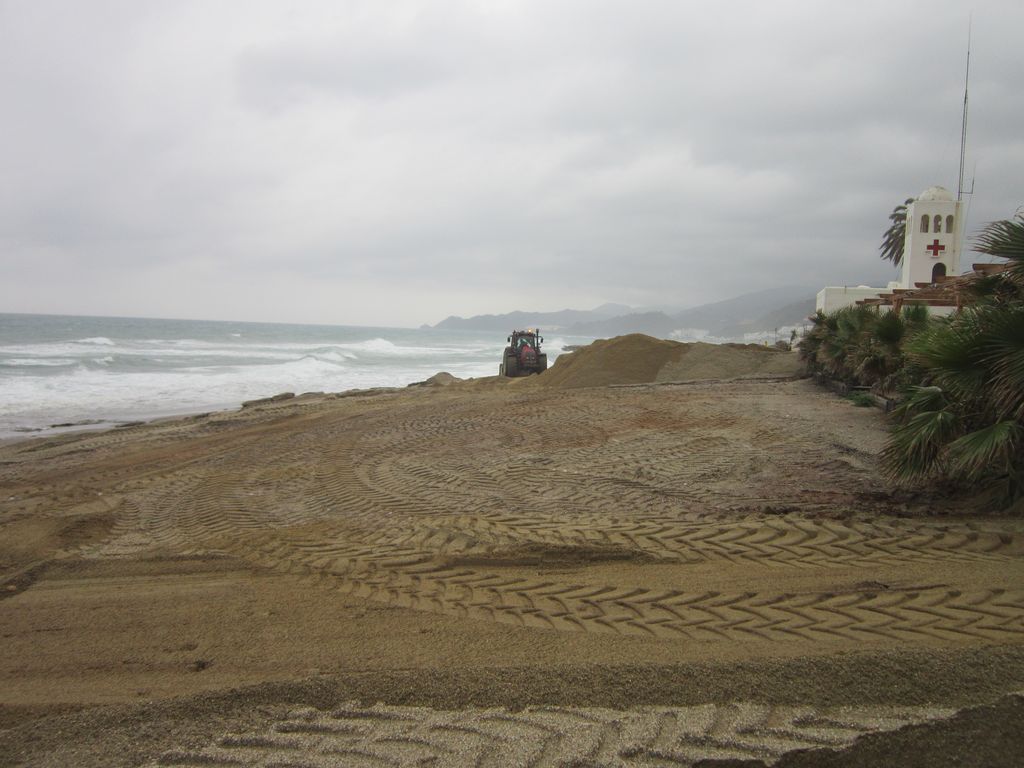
<box><xmin>797</xmin><ymin>311</ymin><xmax>829</xmax><ymax>374</ymax></box>
<box><xmin>882</xmin><ymin>308</ymin><xmax>1023</xmax><ymax>505</ymax></box>
<box><xmin>851</xmin><ymin>305</ymin><xmax>928</xmax><ymax>393</ymax></box>
<box><xmin>880</xmin><ymin>212</ymin><xmax>1024</xmax><ymax>508</ymax></box>
<box><xmin>828</xmin><ymin>305</ymin><xmax>877</xmax><ymax>383</ymax></box>
<box><xmin>879</xmin><ymin>197</ymin><xmax>915</xmax><ymax>268</ymax></box>
<box><xmin>973</xmin><ymin>212</ymin><xmax>1024</xmax><ymax>287</ymax></box>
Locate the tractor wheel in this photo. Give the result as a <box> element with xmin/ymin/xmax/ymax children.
<box><xmin>505</xmin><ymin>356</ymin><xmax>519</xmax><ymax>377</ymax></box>
<box><xmin>537</xmin><ymin>354</ymin><xmax>548</xmax><ymax>372</ymax></box>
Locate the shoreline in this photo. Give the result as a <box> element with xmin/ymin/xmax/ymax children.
<box><xmin>0</xmin><ymin>405</ymin><xmax>237</xmax><ymax>447</ymax></box>
<box><xmin>0</xmin><ymin>376</ymin><xmax>458</xmax><ymax>447</ymax></box>
<box><xmin>0</xmin><ymin>334</ymin><xmax>793</xmax><ymax>445</ymax></box>
<box><xmin>0</xmin><ymin>314</ymin><xmax>532</xmax><ymax>445</ymax></box>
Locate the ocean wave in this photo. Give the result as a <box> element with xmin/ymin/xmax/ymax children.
<box><xmin>309</xmin><ymin>348</ymin><xmax>358</xmax><ymax>364</ymax></box>
<box><xmin>74</xmin><ymin>337</ymin><xmax>116</xmax><ymax>346</ymax></box>
<box><xmin>341</xmin><ymin>338</ymin><xmax>401</xmax><ymax>354</ymax></box>
<box><xmin>545</xmin><ymin>337</ymin><xmax>569</xmax><ymax>353</ymax></box>
<box><xmin>0</xmin><ymin>357</ymin><xmax>407</xmax><ymax>421</ymax></box>
<box><xmin>283</xmin><ymin>356</ymin><xmax>353</xmax><ymax>375</ymax></box>
<box><xmin>1</xmin><ymin>342</ymin><xmax>149</xmax><ymax>362</ymax></box>
<box><xmin>122</xmin><ymin>337</ymin><xmax>486</xmax><ymax>359</ymax></box>
<box><xmin>0</xmin><ymin>320</ymin><xmax>593</xmax><ymax>436</ymax></box>
<box><xmin>336</xmin><ymin>338</ymin><xmax>483</xmax><ymax>357</ymax></box>
<box><xmin>1</xmin><ymin>341</ymin><xmax>129</xmax><ymax>358</ymax></box>
<box><xmin>139</xmin><ymin>338</ymin><xmax>240</xmax><ymax>349</ymax></box>
<box><xmin>1</xmin><ymin>357</ymin><xmax>77</xmax><ymax>367</ymax></box>
<box><xmin>132</xmin><ymin>347</ymin><xmax>297</xmax><ymax>361</ymax></box>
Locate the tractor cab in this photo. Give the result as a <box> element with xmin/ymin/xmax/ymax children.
<box><xmin>510</xmin><ymin>329</ymin><xmax>542</xmax><ymax>351</ymax></box>
<box><xmin>499</xmin><ymin>329</ymin><xmax>548</xmax><ymax>377</ymax></box>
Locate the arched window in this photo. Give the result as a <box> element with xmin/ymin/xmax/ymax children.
<box><xmin>921</xmin><ymin>214</ymin><xmax>929</xmax><ymax>233</ymax></box>
<box><xmin>932</xmin><ymin>262</ymin><xmax>947</xmax><ymax>282</ymax></box>
<box><xmin>934</xmin><ymin>214</ymin><xmax>942</xmax><ymax>233</ymax></box>
<box><xmin>946</xmin><ymin>214</ymin><xmax>954</xmax><ymax>232</ymax></box>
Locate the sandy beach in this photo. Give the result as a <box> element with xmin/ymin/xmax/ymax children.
<box><xmin>1</xmin><ymin>339</ymin><xmax>1022</xmax><ymax>767</ymax></box>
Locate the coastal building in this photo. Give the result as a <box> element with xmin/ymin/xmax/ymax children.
<box><xmin>899</xmin><ymin>186</ymin><xmax>962</xmax><ymax>287</ymax></box>
<box><xmin>815</xmin><ymin>283</ymin><xmax>900</xmax><ymax>313</ymax></box>
<box><xmin>816</xmin><ymin>185</ymin><xmax>963</xmax><ymax>314</ymax></box>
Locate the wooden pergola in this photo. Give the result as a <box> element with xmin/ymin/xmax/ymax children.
<box><xmin>857</xmin><ymin>263</ymin><xmax>1008</xmax><ymax>313</ymax></box>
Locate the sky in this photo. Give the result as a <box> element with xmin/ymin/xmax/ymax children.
<box><xmin>1</xmin><ymin>1</ymin><xmax>1022</xmax><ymax>328</ymax></box>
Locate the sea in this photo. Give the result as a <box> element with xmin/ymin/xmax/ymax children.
<box><xmin>0</xmin><ymin>313</ymin><xmax>587</xmax><ymax>440</ymax></box>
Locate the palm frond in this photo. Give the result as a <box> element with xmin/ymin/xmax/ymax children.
<box><xmin>965</xmin><ymin>273</ymin><xmax>1015</xmax><ymax>302</ymax></box>
<box><xmin>874</xmin><ymin>310</ymin><xmax>904</xmax><ymax>345</ymax></box>
<box><xmin>905</xmin><ymin>315</ymin><xmax>989</xmax><ymax>403</ymax></box>
<box><xmin>979</xmin><ymin>304</ymin><xmax>1024</xmax><ymax>419</ymax></box>
<box><xmin>892</xmin><ymin>385</ymin><xmax>947</xmax><ymax>422</ymax></box>
<box><xmin>946</xmin><ymin>420</ymin><xmax>1022</xmax><ymax>481</ymax></box>
<box><xmin>879</xmin><ymin>198</ymin><xmax>914</xmax><ymax>267</ymax></box>
<box><xmin>882</xmin><ymin>408</ymin><xmax>961</xmax><ymax>482</ymax></box>
<box><xmin>973</xmin><ymin>214</ymin><xmax>1024</xmax><ymax>287</ymax></box>
<box><xmin>973</xmin><ymin>214</ymin><xmax>1024</xmax><ymax>261</ymax></box>
<box><xmin>902</xmin><ymin>304</ymin><xmax>930</xmax><ymax>325</ymax></box>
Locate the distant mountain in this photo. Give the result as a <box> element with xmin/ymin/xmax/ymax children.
<box><xmin>671</xmin><ymin>286</ymin><xmax>816</xmax><ymax>334</ymax></box>
<box><xmin>565</xmin><ymin>287</ymin><xmax>816</xmax><ymax>339</ymax></box>
<box><xmin>432</xmin><ymin>305</ymin><xmax>633</xmax><ymax>331</ymax></box>
<box><xmin>429</xmin><ymin>286</ymin><xmax>816</xmax><ymax>339</ymax></box>
<box><xmin>562</xmin><ymin>312</ymin><xmax>679</xmax><ymax>338</ymax></box>
<box><xmin>715</xmin><ymin>297</ymin><xmax>816</xmax><ymax>339</ymax></box>
<box><xmin>590</xmin><ymin>302</ymin><xmax>634</xmax><ymax>318</ymax></box>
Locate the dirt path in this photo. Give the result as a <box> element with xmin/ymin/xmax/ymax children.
<box><xmin>1</xmin><ymin>377</ymin><xmax>1022</xmax><ymax>765</ymax></box>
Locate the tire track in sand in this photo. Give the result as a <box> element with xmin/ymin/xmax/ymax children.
<box><xmin>147</xmin><ymin>701</ymin><xmax>957</xmax><ymax>767</ymax></box>
<box><xmin>235</xmin><ymin>533</ymin><xmax>1024</xmax><ymax>643</ymax></box>
<box><xmin>57</xmin><ymin>383</ymin><xmax>1024</xmax><ymax>646</ymax></box>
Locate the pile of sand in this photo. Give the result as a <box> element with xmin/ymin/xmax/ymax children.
<box><xmin>655</xmin><ymin>341</ymin><xmax>800</xmax><ymax>382</ymax></box>
<box><xmin>408</xmin><ymin>372</ymin><xmax>460</xmax><ymax>388</ymax></box>
<box><xmin>534</xmin><ymin>334</ymin><xmax>799</xmax><ymax>389</ymax></box>
<box><xmin>534</xmin><ymin>335</ymin><xmax>684</xmax><ymax>389</ymax></box>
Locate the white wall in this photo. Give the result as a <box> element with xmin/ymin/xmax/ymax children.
<box><xmin>816</xmin><ymin>286</ymin><xmax>886</xmax><ymax>313</ymax></box>
<box><xmin>815</xmin><ymin>286</ymin><xmax>960</xmax><ymax>317</ymax></box>
<box><xmin>900</xmin><ymin>199</ymin><xmax>962</xmax><ymax>288</ymax></box>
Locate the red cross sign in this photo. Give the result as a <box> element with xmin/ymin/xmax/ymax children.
<box><xmin>926</xmin><ymin>239</ymin><xmax>945</xmax><ymax>257</ymax></box>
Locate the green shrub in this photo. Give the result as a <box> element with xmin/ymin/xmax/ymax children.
<box><xmin>801</xmin><ymin>211</ymin><xmax>1024</xmax><ymax>509</ymax></box>
<box><xmin>848</xmin><ymin>392</ymin><xmax>876</xmax><ymax>407</ymax></box>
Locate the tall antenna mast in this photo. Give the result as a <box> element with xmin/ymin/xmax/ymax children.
<box><xmin>957</xmin><ymin>17</ymin><xmax>971</xmax><ymax>201</ymax></box>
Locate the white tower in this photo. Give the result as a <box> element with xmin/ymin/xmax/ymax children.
<box><xmin>900</xmin><ymin>186</ymin><xmax>962</xmax><ymax>288</ymax></box>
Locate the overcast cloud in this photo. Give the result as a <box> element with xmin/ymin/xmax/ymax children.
<box><xmin>1</xmin><ymin>0</ymin><xmax>1021</xmax><ymax>327</ymax></box>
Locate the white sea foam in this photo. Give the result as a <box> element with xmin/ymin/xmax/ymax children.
<box><xmin>2</xmin><ymin>341</ymin><xmax>134</xmax><ymax>358</ymax></box>
<box><xmin>0</xmin><ymin>354</ymin><xmax>469</xmax><ymax>434</ymax></box>
<box><xmin>2</xmin><ymin>358</ymin><xmax>77</xmax><ymax>367</ymax></box>
<box><xmin>74</xmin><ymin>337</ymin><xmax>116</xmax><ymax>346</ymax></box>
<box><xmin>336</xmin><ymin>338</ymin><xmax>465</xmax><ymax>357</ymax></box>
<box><xmin>341</xmin><ymin>337</ymin><xmax>399</xmax><ymax>354</ymax></box>
<box><xmin>309</xmin><ymin>349</ymin><xmax>358</xmax><ymax>364</ymax></box>
<box><xmin>545</xmin><ymin>337</ymin><xmax>570</xmax><ymax>353</ymax></box>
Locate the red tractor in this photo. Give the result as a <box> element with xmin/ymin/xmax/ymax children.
<box><xmin>499</xmin><ymin>329</ymin><xmax>548</xmax><ymax>377</ymax></box>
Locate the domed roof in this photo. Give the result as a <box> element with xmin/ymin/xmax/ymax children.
<box><xmin>917</xmin><ymin>186</ymin><xmax>954</xmax><ymax>202</ymax></box>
